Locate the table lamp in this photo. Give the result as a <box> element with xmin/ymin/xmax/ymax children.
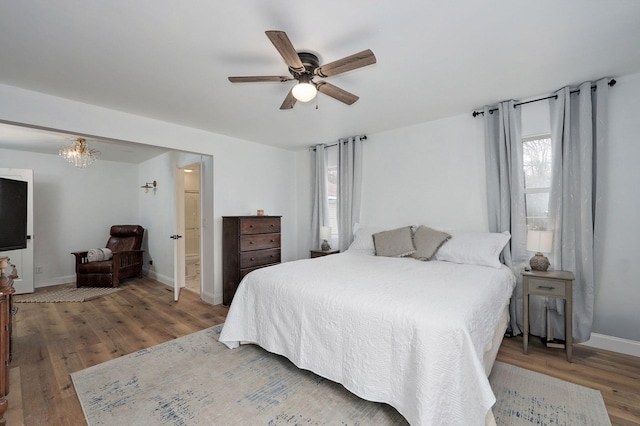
<box><xmin>319</xmin><ymin>226</ymin><xmax>331</xmax><ymax>251</ymax></box>
<box><xmin>526</xmin><ymin>230</ymin><xmax>553</xmax><ymax>271</ymax></box>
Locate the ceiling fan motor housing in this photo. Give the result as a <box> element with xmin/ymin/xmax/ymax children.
<box><xmin>289</xmin><ymin>52</ymin><xmax>320</xmax><ymax>79</ymax></box>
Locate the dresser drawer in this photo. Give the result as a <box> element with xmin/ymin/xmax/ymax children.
<box><xmin>240</xmin><ymin>233</ymin><xmax>281</xmax><ymax>251</ymax></box>
<box><xmin>240</xmin><ymin>265</ymin><xmax>269</xmax><ymax>280</ymax></box>
<box><xmin>528</xmin><ymin>278</ymin><xmax>566</xmax><ymax>297</ymax></box>
<box><xmin>240</xmin><ymin>248</ymin><xmax>281</xmax><ymax>269</ymax></box>
<box><xmin>240</xmin><ymin>217</ymin><xmax>281</xmax><ymax>234</ymax></box>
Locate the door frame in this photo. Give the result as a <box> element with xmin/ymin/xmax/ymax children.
<box><xmin>174</xmin><ymin>158</ymin><xmax>206</xmax><ymax>301</ymax></box>
<box><xmin>0</xmin><ymin>168</ymin><xmax>34</xmax><ymax>294</ymax></box>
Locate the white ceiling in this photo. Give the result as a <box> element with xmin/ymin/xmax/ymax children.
<box><xmin>1</xmin><ymin>0</ymin><xmax>640</xmax><ymax>157</ymax></box>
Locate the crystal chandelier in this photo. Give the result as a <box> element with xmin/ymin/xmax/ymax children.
<box><xmin>59</xmin><ymin>137</ymin><xmax>99</xmax><ymax>168</ymax></box>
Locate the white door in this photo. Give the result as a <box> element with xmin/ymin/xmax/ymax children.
<box><xmin>0</xmin><ymin>168</ymin><xmax>34</xmax><ymax>294</ymax></box>
<box><xmin>172</xmin><ymin>166</ymin><xmax>186</xmax><ymax>301</ymax></box>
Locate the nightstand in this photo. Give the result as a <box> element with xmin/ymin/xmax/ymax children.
<box><xmin>522</xmin><ymin>269</ymin><xmax>575</xmax><ymax>362</ymax></box>
<box><xmin>310</xmin><ymin>249</ymin><xmax>340</xmax><ymax>258</ymax></box>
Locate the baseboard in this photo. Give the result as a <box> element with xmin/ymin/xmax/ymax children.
<box><xmin>145</xmin><ymin>270</ymin><xmax>173</xmax><ymax>287</ymax></box>
<box><xmin>35</xmin><ymin>275</ymin><xmax>76</xmax><ymax>288</ymax></box>
<box><xmin>578</xmin><ymin>333</ymin><xmax>640</xmax><ymax>358</ymax></box>
<box><xmin>200</xmin><ymin>289</ymin><xmax>215</xmax><ymax>305</ymax></box>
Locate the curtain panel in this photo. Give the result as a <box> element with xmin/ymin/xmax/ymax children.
<box><xmin>483</xmin><ymin>101</ymin><xmax>528</xmax><ymax>335</ymax></box>
<box><xmin>337</xmin><ymin>136</ymin><xmax>363</xmax><ymax>251</ymax></box>
<box><xmin>547</xmin><ymin>78</ymin><xmax>610</xmax><ymax>343</ymax></box>
<box><xmin>310</xmin><ymin>144</ymin><xmax>329</xmax><ymax>250</ymax></box>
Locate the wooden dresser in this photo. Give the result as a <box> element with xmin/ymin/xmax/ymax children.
<box><xmin>222</xmin><ymin>216</ymin><xmax>281</xmax><ymax>305</ymax></box>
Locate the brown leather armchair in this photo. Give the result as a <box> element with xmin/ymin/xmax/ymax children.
<box><xmin>72</xmin><ymin>225</ymin><xmax>145</xmax><ymax>287</ymax></box>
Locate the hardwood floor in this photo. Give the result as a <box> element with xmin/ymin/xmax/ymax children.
<box><xmin>7</xmin><ymin>278</ymin><xmax>228</xmax><ymax>425</ymax></box>
<box><xmin>6</xmin><ymin>278</ymin><xmax>639</xmax><ymax>425</ymax></box>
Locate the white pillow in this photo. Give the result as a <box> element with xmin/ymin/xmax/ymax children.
<box><xmin>433</xmin><ymin>231</ymin><xmax>511</xmax><ymax>268</ymax></box>
<box><xmin>346</xmin><ymin>223</ymin><xmax>385</xmax><ymax>255</ymax></box>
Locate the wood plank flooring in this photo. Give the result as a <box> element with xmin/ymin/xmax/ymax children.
<box><xmin>6</xmin><ymin>278</ymin><xmax>640</xmax><ymax>425</ymax></box>
<box><xmin>7</xmin><ymin>278</ymin><xmax>228</xmax><ymax>425</ymax></box>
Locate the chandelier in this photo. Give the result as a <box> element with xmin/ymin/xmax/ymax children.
<box><xmin>59</xmin><ymin>137</ymin><xmax>99</xmax><ymax>168</ymax></box>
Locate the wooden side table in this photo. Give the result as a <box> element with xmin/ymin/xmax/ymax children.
<box><xmin>522</xmin><ymin>269</ymin><xmax>574</xmax><ymax>362</ymax></box>
<box><xmin>310</xmin><ymin>249</ymin><xmax>340</xmax><ymax>258</ymax></box>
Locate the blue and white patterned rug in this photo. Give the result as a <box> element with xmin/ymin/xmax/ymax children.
<box><xmin>71</xmin><ymin>325</ymin><xmax>610</xmax><ymax>425</ymax></box>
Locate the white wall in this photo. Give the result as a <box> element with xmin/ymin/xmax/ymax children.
<box><xmin>360</xmin><ymin>114</ymin><xmax>488</xmax><ymax>231</ymax></box>
<box><xmin>591</xmin><ymin>73</ymin><xmax>640</xmax><ymax>342</ymax></box>
<box><xmin>0</xmin><ymin>148</ymin><xmax>139</xmax><ymax>286</ymax></box>
<box><xmin>0</xmin><ymin>84</ymin><xmax>298</xmax><ymax>305</ymax></box>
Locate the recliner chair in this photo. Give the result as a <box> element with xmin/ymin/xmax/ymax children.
<box><xmin>72</xmin><ymin>225</ymin><xmax>145</xmax><ymax>287</ymax></box>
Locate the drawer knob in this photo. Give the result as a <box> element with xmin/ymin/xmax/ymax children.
<box><xmin>270</xmin><ymin>239</ymin><xmax>274</xmax><ymax>242</ymax></box>
<box><xmin>249</xmin><ymin>241</ymin><xmax>254</xmax><ymax>244</ymax></box>
<box><xmin>270</xmin><ymin>224</ymin><xmax>274</xmax><ymax>227</ymax></box>
<box><xmin>250</xmin><ymin>257</ymin><xmax>255</xmax><ymax>261</ymax></box>
<box><xmin>249</xmin><ymin>225</ymin><xmax>254</xmax><ymax>228</ymax></box>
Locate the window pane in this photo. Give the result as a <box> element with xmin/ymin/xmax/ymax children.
<box><xmin>523</xmin><ymin>137</ymin><xmax>551</xmax><ymax>189</ymax></box>
<box><xmin>525</xmin><ymin>192</ymin><xmax>549</xmax><ymax>230</ymax></box>
<box><xmin>327</xmin><ymin>159</ymin><xmax>338</xmax><ymax>239</ymax></box>
<box><xmin>523</xmin><ymin>136</ymin><xmax>551</xmax><ymax>231</ymax></box>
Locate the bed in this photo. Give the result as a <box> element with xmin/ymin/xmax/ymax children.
<box><xmin>219</xmin><ymin>226</ymin><xmax>516</xmax><ymax>426</ymax></box>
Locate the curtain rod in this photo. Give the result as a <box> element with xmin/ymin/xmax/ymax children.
<box><xmin>309</xmin><ymin>135</ymin><xmax>367</xmax><ymax>151</ymax></box>
<box><xmin>472</xmin><ymin>79</ymin><xmax>616</xmax><ymax>117</ymax></box>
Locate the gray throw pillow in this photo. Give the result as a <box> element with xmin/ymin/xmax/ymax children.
<box><xmin>412</xmin><ymin>225</ymin><xmax>451</xmax><ymax>260</ymax></box>
<box><xmin>373</xmin><ymin>226</ymin><xmax>416</xmax><ymax>257</ymax></box>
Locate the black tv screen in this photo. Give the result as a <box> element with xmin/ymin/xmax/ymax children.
<box><xmin>0</xmin><ymin>177</ymin><xmax>28</xmax><ymax>252</ymax></box>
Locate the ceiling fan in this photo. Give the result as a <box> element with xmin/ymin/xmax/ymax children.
<box><xmin>228</xmin><ymin>30</ymin><xmax>377</xmax><ymax>110</ymax></box>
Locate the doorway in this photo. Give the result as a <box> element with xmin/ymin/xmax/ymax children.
<box><xmin>182</xmin><ymin>163</ymin><xmax>201</xmax><ymax>295</ymax></box>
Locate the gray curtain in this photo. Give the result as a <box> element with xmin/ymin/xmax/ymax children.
<box><xmin>484</xmin><ymin>101</ymin><xmax>530</xmax><ymax>335</ymax></box>
<box><xmin>547</xmin><ymin>78</ymin><xmax>609</xmax><ymax>343</ymax></box>
<box><xmin>337</xmin><ymin>136</ymin><xmax>363</xmax><ymax>251</ymax></box>
<box><xmin>310</xmin><ymin>144</ymin><xmax>329</xmax><ymax>250</ymax></box>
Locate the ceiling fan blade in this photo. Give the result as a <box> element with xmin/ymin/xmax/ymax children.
<box><xmin>228</xmin><ymin>76</ymin><xmax>292</xmax><ymax>83</ymax></box>
<box><xmin>280</xmin><ymin>88</ymin><xmax>297</xmax><ymax>110</ymax></box>
<box><xmin>265</xmin><ymin>30</ymin><xmax>305</xmax><ymax>73</ymax></box>
<box><xmin>316</xmin><ymin>82</ymin><xmax>359</xmax><ymax>105</ymax></box>
<box><xmin>315</xmin><ymin>49</ymin><xmax>377</xmax><ymax>78</ymax></box>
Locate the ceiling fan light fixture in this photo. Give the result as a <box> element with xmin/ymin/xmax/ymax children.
<box><xmin>292</xmin><ymin>75</ymin><xmax>317</xmax><ymax>102</ymax></box>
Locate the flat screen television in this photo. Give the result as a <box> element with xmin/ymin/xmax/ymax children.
<box><xmin>0</xmin><ymin>177</ymin><xmax>28</xmax><ymax>252</ymax></box>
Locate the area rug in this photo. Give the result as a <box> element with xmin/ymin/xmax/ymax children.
<box><xmin>71</xmin><ymin>325</ymin><xmax>610</xmax><ymax>426</ymax></box>
<box><xmin>490</xmin><ymin>362</ymin><xmax>611</xmax><ymax>426</ymax></box>
<box><xmin>14</xmin><ymin>287</ymin><xmax>121</xmax><ymax>303</ymax></box>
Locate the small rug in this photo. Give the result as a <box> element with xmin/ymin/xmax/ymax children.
<box><xmin>71</xmin><ymin>325</ymin><xmax>610</xmax><ymax>426</ymax></box>
<box><xmin>14</xmin><ymin>287</ymin><xmax>121</xmax><ymax>303</ymax></box>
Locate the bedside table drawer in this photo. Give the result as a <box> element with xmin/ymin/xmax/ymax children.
<box><xmin>528</xmin><ymin>278</ymin><xmax>565</xmax><ymax>296</ymax></box>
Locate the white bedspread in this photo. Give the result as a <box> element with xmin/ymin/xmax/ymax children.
<box><xmin>219</xmin><ymin>252</ymin><xmax>515</xmax><ymax>426</ymax></box>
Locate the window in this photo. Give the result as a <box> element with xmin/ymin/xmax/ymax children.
<box><xmin>523</xmin><ymin>136</ymin><xmax>552</xmax><ymax>230</ymax></box>
<box><xmin>327</xmin><ymin>147</ymin><xmax>339</xmax><ymax>243</ymax></box>
<box><xmin>327</xmin><ymin>165</ymin><xmax>338</xmax><ymax>236</ymax></box>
